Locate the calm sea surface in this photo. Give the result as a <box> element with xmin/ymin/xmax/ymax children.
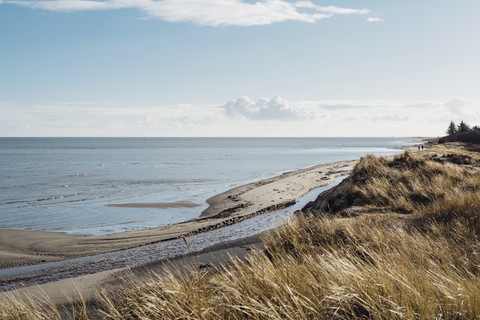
<box><xmin>0</xmin><ymin>137</ymin><xmax>413</xmax><ymax>235</ymax></box>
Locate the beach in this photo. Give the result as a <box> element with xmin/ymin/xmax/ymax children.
<box><xmin>0</xmin><ymin>159</ymin><xmax>356</xmax><ymax>276</ymax></box>
<box><xmin>5</xmin><ymin>140</ymin><xmax>480</xmax><ymax>319</ymax></box>
<box><xmin>9</xmin><ymin>140</ymin><xmax>471</xmax><ymax>319</ymax></box>
<box><xmin>0</xmin><ymin>158</ymin><xmax>359</xmax><ymax>312</ymax></box>
<box><xmin>0</xmin><ymin>160</ymin><xmax>356</xmax><ymax>270</ymax></box>
<box><xmin>1</xmin><ymin>137</ymin><xmax>411</xmax><ymax>310</ymax></box>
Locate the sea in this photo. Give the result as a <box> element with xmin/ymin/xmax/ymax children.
<box><xmin>0</xmin><ymin>137</ymin><xmax>414</xmax><ymax>236</ymax></box>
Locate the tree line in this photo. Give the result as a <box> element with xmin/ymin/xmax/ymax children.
<box><xmin>446</xmin><ymin>120</ymin><xmax>480</xmax><ymax>136</ymax></box>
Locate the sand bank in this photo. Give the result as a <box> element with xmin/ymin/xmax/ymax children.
<box><xmin>0</xmin><ymin>160</ymin><xmax>357</xmax><ymax>270</ymax></box>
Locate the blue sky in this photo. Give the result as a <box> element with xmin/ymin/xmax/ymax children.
<box><xmin>1</xmin><ymin>0</ymin><xmax>480</xmax><ymax>137</ymax></box>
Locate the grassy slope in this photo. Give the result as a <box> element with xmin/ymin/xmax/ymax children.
<box><xmin>2</xmin><ymin>145</ymin><xmax>480</xmax><ymax>319</ymax></box>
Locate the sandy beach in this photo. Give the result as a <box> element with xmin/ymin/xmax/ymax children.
<box><xmin>0</xmin><ymin>159</ymin><xmax>357</xmax><ymax>271</ymax></box>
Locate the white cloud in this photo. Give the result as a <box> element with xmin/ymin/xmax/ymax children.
<box><xmin>223</xmin><ymin>96</ymin><xmax>301</xmax><ymax>120</ymax></box>
<box><xmin>316</xmin><ymin>103</ymin><xmax>370</xmax><ymax>110</ymax></box>
<box><xmin>295</xmin><ymin>1</ymin><xmax>316</xmax><ymax>9</ymax></box>
<box><xmin>443</xmin><ymin>98</ymin><xmax>475</xmax><ymax>114</ymax></box>
<box><xmin>366</xmin><ymin>17</ymin><xmax>382</xmax><ymax>22</ymax></box>
<box><xmin>5</xmin><ymin>0</ymin><xmax>370</xmax><ymax>26</ymax></box>
<box><xmin>318</xmin><ymin>6</ymin><xmax>368</xmax><ymax>15</ymax></box>
<box><xmin>18</xmin><ymin>0</ymin><xmax>111</xmax><ymax>11</ymax></box>
<box><xmin>374</xmin><ymin>115</ymin><xmax>409</xmax><ymax>122</ymax></box>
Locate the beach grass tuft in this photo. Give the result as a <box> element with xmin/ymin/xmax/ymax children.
<box><xmin>0</xmin><ymin>289</ymin><xmax>89</xmax><ymax>320</ymax></box>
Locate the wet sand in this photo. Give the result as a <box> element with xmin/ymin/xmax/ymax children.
<box><xmin>0</xmin><ymin>159</ymin><xmax>357</xmax><ymax>270</ymax></box>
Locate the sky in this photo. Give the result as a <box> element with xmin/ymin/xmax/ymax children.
<box><xmin>1</xmin><ymin>0</ymin><xmax>480</xmax><ymax>137</ymax></box>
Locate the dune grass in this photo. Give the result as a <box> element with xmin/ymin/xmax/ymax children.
<box><xmin>95</xmin><ymin>215</ymin><xmax>480</xmax><ymax>319</ymax></box>
<box><xmin>0</xmin><ymin>289</ymin><xmax>89</xmax><ymax>320</ymax></box>
<box><xmin>360</xmin><ymin>152</ymin><xmax>478</xmax><ymax>211</ymax></box>
<box><xmin>2</xmin><ymin>148</ymin><xmax>480</xmax><ymax>319</ymax></box>
<box><xmin>317</xmin><ymin>150</ymin><xmax>480</xmax><ymax>215</ymax></box>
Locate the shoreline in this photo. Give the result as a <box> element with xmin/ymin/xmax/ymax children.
<box><xmin>0</xmin><ymin>159</ymin><xmax>357</xmax><ymax>271</ymax></box>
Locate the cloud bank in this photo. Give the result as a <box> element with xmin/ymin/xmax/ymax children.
<box><xmin>4</xmin><ymin>0</ymin><xmax>370</xmax><ymax>26</ymax></box>
<box><xmin>2</xmin><ymin>97</ymin><xmax>479</xmax><ymax>137</ymax></box>
<box><xmin>223</xmin><ymin>96</ymin><xmax>301</xmax><ymax>120</ymax></box>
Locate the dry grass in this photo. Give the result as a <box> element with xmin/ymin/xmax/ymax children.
<box><xmin>0</xmin><ymin>289</ymin><xmax>89</xmax><ymax>320</ymax></box>
<box><xmin>97</xmin><ymin>213</ymin><xmax>480</xmax><ymax>319</ymax></box>
<box><xmin>346</xmin><ymin>151</ymin><xmax>480</xmax><ymax>214</ymax></box>
<box><xmin>2</xmin><ymin>149</ymin><xmax>480</xmax><ymax>319</ymax></box>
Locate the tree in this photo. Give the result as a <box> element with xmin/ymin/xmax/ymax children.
<box><xmin>457</xmin><ymin>120</ymin><xmax>471</xmax><ymax>133</ymax></box>
<box><xmin>446</xmin><ymin>121</ymin><xmax>457</xmax><ymax>135</ymax></box>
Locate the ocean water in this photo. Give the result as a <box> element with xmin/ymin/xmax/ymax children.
<box><xmin>0</xmin><ymin>137</ymin><xmax>412</xmax><ymax>235</ymax></box>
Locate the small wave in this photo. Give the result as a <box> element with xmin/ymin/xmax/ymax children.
<box><xmin>106</xmin><ymin>202</ymin><xmax>201</xmax><ymax>209</ymax></box>
<box><xmin>105</xmin><ymin>179</ymin><xmax>212</xmax><ymax>186</ymax></box>
<box><xmin>12</xmin><ymin>190</ymin><xmax>125</xmax><ymax>208</ymax></box>
<box><xmin>68</xmin><ymin>173</ymin><xmax>88</xmax><ymax>177</ymax></box>
<box><xmin>5</xmin><ymin>191</ymin><xmax>88</xmax><ymax>205</ymax></box>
